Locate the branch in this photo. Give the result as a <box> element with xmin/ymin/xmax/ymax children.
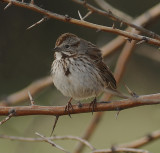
<box><xmin>0</xmin><ymin>134</ymin><xmax>95</xmax><ymax>151</ymax></box>
<box><xmin>35</xmin><ymin>132</ymin><xmax>70</xmax><ymax>153</ymax></box>
<box><xmin>94</xmin><ymin>0</ymin><xmax>133</xmax><ymax>21</ymax></box>
<box><xmin>0</xmin><ymin>93</ymin><xmax>160</xmax><ymax>116</ymax></box>
<box><xmin>118</xmin><ymin>130</ymin><xmax>160</xmax><ymax>148</ymax></box>
<box><xmin>92</xmin><ymin>148</ymin><xmax>150</xmax><ymax>153</ymax></box>
<box><xmin>101</xmin><ymin>3</ymin><xmax>160</xmax><ymax>57</ymax></box>
<box><xmin>72</xmin><ymin>0</ymin><xmax>160</xmax><ymax>40</ymax></box>
<box><xmin>0</xmin><ymin>76</ymin><xmax>52</xmax><ymax>106</ymax></box>
<box><xmin>1</xmin><ymin>0</ymin><xmax>160</xmax><ymax>46</ymax></box>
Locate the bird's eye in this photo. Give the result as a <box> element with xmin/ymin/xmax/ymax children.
<box><xmin>65</xmin><ymin>45</ymin><xmax>70</xmax><ymax>48</ymax></box>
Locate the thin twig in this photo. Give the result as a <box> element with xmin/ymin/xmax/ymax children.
<box><xmin>35</xmin><ymin>132</ymin><xmax>70</xmax><ymax>153</ymax></box>
<box><xmin>92</xmin><ymin>148</ymin><xmax>150</xmax><ymax>153</ymax></box>
<box><xmin>94</xmin><ymin>0</ymin><xmax>133</xmax><ymax>21</ymax></box>
<box><xmin>0</xmin><ymin>134</ymin><xmax>95</xmax><ymax>151</ymax></box>
<box><xmin>1</xmin><ymin>0</ymin><xmax>160</xmax><ymax>46</ymax></box>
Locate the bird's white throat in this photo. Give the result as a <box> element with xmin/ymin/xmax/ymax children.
<box><xmin>55</xmin><ymin>52</ymin><xmax>62</xmax><ymax>60</ymax></box>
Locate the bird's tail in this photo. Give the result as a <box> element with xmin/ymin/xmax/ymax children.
<box><xmin>104</xmin><ymin>88</ymin><xmax>131</xmax><ymax>99</ymax></box>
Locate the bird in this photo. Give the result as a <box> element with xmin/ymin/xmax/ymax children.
<box><xmin>51</xmin><ymin>33</ymin><xmax>118</xmax><ymax>115</ymax></box>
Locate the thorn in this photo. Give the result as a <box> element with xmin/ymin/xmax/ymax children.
<box><xmin>0</xmin><ymin>109</ymin><xmax>16</xmax><ymax>125</ymax></box>
<box><xmin>111</xmin><ymin>145</ymin><xmax>116</xmax><ymax>152</ymax></box>
<box><xmin>30</xmin><ymin>0</ymin><xmax>34</xmax><ymax>4</ymax></box>
<box><xmin>28</xmin><ymin>91</ymin><xmax>35</xmax><ymax>105</ymax></box>
<box><xmin>125</xmin><ymin>85</ymin><xmax>138</xmax><ymax>98</ymax></box>
<box><xmin>26</xmin><ymin>16</ymin><xmax>48</xmax><ymax>30</ymax></box>
<box><xmin>82</xmin><ymin>10</ymin><xmax>92</xmax><ymax>20</ymax></box>
<box><xmin>115</xmin><ymin>110</ymin><xmax>120</xmax><ymax>119</ymax></box>
<box><xmin>120</xmin><ymin>22</ymin><xmax>123</xmax><ymax>27</ymax></box>
<box><xmin>136</xmin><ymin>40</ymin><xmax>145</xmax><ymax>45</ymax></box>
<box><xmin>4</xmin><ymin>3</ymin><xmax>11</xmax><ymax>10</ymax></box>
<box><xmin>50</xmin><ymin>116</ymin><xmax>59</xmax><ymax>136</ymax></box>
<box><xmin>78</xmin><ymin>10</ymin><xmax>83</xmax><ymax>21</ymax></box>
<box><xmin>112</xmin><ymin>22</ymin><xmax>115</xmax><ymax>29</ymax></box>
<box><xmin>137</xmin><ymin>37</ymin><xmax>148</xmax><ymax>45</ymax></box>
<box><xmin>96</xmin><ymin>29</ymin><xmax>101</xmax><ymax>33</ymax></box>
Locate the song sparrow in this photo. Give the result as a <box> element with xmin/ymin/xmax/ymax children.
<box><xmin>51</xmin><ymin>33</ymin><xmax>117</xmax><ymax>114</ymax></box>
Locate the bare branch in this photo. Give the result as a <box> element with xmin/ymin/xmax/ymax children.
<box><xmin>1</xmin><ymin>0</ymin><xmax>160</xmax><ymax>46</ymax></box>
<box><xmin>101</xmin><ymin>3</ymin><xmax>160</xmax><ymax>57</ymax></box>
<box><xmin>94</xmin><ymin>0</ymin><xmax>133</xmax><ymax>21</ymax></box>
<box><xmin>35</xmin><ymin>132</ymin><xmax>70</xmax><ymax>153</ymax></box>
<box><xmin>0</xmin><ymin>134</ymin><xmax>95</xmax><ymax>151</ymax></box>
<box><xmin>0</xmin><ymin>76</ymin><xmax>52</xmax><ymax>106</ymax></box>
<box><xmin>93</xmin><ymin>148</ymin><xmax>150</xmax><ymax>153</ymax></box>
<box><xmin>0</xmin><ymin>93</ymin><xmax>160</xmax><ymax>116</ymax></box>
<box><xmin>72</xmin><ymin>0</ymin><xmax>160</xmax><ymax>40</ymax></box>
<box><xmin>118</xmin><ymin>130</ymin><xmax>160</xmax><ymax>148</ymax></box>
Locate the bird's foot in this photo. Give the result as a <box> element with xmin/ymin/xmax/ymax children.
<box><xmin>65</xmin><ymin>98</ymin><xmax>73</xmax><ymax>118</ymax></box>
<box><xmin>89</xmin><ymin>97</ymin><xmax>97</xmax><ymax>114</ymax></box>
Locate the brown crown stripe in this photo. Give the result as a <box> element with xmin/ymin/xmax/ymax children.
<box><xmin>55</xmin><ymin>33</ymin><xmax>77</xmax><ymax>46</ymax></box>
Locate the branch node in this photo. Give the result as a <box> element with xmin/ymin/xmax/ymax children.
<box><xmin>124</xmin><ymin>37</ymin><xmax>132</xmax><ymax>43</ymax></box>
<box><xmin>147</xmin><ymin>133</ymin><xmax>154</xmax><ymax>141</ymax></box>
<box><xmin>136</xmin><ymin>37</ymin><xmax>148</xmax><ymax>45</ymax></box>
<box><xmin>64</xmin><ymin>14</ymin><xmax>71</xmax><ymax>22</ymax></box>
<box><xmin>0</xmin><ymin>108</ymin><xmax>15</xmax><ymax>125</ymax></box>
<box><xmin>9</xmin><ymin>108</ymin><xmax>16</xmax><ymax>115</ymax></box>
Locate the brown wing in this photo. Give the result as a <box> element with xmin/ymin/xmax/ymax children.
<box><xmin>86</xmin><ymin>42</ymin><xmax>117</xmax><ymax>89</ymax></box>
<box><xmin>96</xmin><ymin>60</ymin><xmax>117</xmax><ymax>90</ymax></box>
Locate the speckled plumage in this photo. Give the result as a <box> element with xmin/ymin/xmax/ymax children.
<box><xmin>51</xmin><ymin>33</ymin><xmax>117</xmax><ymax>100</ymax></box>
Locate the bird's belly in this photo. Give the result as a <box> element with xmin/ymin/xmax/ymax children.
<box><xmin>51</xmin><ymin>59</ymin><xmax>104</xmax><ymax>100</ymax></box>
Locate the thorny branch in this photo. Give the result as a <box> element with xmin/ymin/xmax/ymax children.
<box><xmin>1</xmin><ymin>0</ymin><xmax>160</xmax><ymax>46</ymax></box>
<box><xmin>101</xmin><ymin>3</ymin><xmax>160</xmax><ymax>57</ymax></box>
<box><xmin>72</xmin><ymin>0</ymin><xmax>160</xmax><ymax>40</ymax></box>
<box><xmin>92</xmin><ymin>148</ymin><xmax>150</xmax><ymax>153</ymax></box>
<box><xmin>0</xmin><ymin>93</ymin><xmax>160</xmax><ymax>116</ymax></box>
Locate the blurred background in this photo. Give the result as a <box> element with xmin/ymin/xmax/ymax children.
<box><xmin>0</xmin><ymin>0</ymin><xmax>160</xmax><ymax>152</ymax></box>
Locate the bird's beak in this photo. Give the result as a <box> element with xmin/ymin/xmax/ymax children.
<box><xmin>52</xmin><ymin>47</ymin><xmax>60</xmax><ymax>52</ymax></box>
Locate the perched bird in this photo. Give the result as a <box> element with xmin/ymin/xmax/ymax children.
<box><xmin>51</xmin><ymin>33</ymin><xmax>118</xmax><ymax>114</ymax></box>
